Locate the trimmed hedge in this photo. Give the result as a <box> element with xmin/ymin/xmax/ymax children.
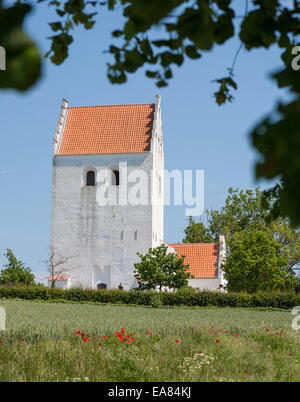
<box><xmin>0</xmin><ymin>285</ymin><xmax>299</xmax><ymax>309</ymax></box>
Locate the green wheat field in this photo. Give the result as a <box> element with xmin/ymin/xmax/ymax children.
<box><xmin>0</xmin><ymin>299</ymin><xmax>299</xmax><ymax>382</ymax></box>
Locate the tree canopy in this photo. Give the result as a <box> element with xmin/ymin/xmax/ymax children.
<box><xmin>183</xmin><ymin>187</ymin><xmax>300</xmax><ymax>290</ymax></box>
<box><xmin>1</xmin><ymin>0</ymin><xmax>300</xmax><ymax>225</ymax></box>
<box><xmin>134</xmin><ymin>244</ymin><xmax>192</xmax><ymax>291</ymax></box>
<box><xmin>0</xmin><ymin>249</ymin><xmax>35</xmax><ymax>285</ymax></box>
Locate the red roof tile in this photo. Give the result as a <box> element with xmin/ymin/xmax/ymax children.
<box><xmin>58</xmin><ymin>103</ymin><xmax>155</xmax><ymax>155</ymax></box>
<box><xmin>168</xmin><ymin>243</ymin><xmax>219</xmax><ymax>278</ymax></box>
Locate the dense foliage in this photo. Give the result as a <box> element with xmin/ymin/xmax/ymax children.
<box><xmin>0</xmin><ymin>249</ymin><xmax>35</xmax><ymax>286</ymax></box>
<box><xmin>183</xmin><ymin>188</ymin><xmax>300</xmax><ymax>291</ymax></box>
<box><xmin>0</xmin><ymin>285</ymin><xmax>299</xmax><ymax>309</ymax></box>
<box><xmin>134</xmin><ymin>244</ymin><xmax>192</xmax><ymax>291</ymax></box>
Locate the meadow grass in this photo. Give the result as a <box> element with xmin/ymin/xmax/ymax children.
<box><xmin>0</xmin><ymin>299</ymin><xmax>299</xmax><ymax>382</ymax></box>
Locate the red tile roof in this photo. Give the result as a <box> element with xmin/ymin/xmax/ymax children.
<box><xmin>58</xmin><ymin>103</ymin><xmax>155</xmax><ymax>155</ymax></box>
<box><xmin>169</xmin><ymin>243</ymin><xmax>219</xmax><ymax>278</ymax></box>
<box><xmin>47</xmin><ymin>276</ymin><xmax>70</xmax><ymax>281</ymax></box>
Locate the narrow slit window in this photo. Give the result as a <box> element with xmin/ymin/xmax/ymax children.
<box><xmin>112</xmin><ymin>170</ymin><xmax>120</xmax><ymax>186</ymax></box>
<box><xmin>87</xmin><ymin>170</ymin><xmax>95</xmax><ymax>186</ymax></box>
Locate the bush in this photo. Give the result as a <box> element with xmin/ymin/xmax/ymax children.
<box><xmin>0</xmin><ymin>285</ymin><xmax>299</xmax><ymax>310</ymax></box>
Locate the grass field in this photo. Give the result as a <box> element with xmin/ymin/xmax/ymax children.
<box><xmin>0</xmin><ymin>299</ymin><xmax>299</xmax><ymax>382</ymax></box>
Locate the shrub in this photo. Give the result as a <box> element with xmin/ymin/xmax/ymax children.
<box><xmin>0</xmin><ymin>285</ymin><xmax>299</xmax><ymax>310</ymax></box>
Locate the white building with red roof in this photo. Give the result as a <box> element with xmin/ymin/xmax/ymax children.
<box><xmin>50</xmin><ymin>95</ymin><xmax>226</xmax><ymax>291</ymax></box>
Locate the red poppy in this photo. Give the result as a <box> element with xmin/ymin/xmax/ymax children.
<box><xmin>265</xmin><ymin>329</ymin><xmax>270</xmax><ymax>332</ymax></box>
<box><xmin>0</xmin><ymin>341</ymin><xmax>2</xmax><ymax>344</ymax></box>
<box><xmin>175</xmin><ymin>340</ymin><xmax>180</xmax><ymax>343</ymax></box>
<box><xmin>121</xmin><ymin>328</ymin><xmax>125</xmax><ymax>333</ymax></box>
<box><xmin>146</xmin><ymin>331</ymin><xmax>150</xmax><ymax>335</ymax></box>
<box><xmin>104</xmin><ymin>336</ymin><xmax>107</xmax><ymax>339</ymax></box>
<box><xmin>289</xmin><ymin>353</ymin><xmax>293</xmax><ymax>357</ymax></box>
<box><xmin>225</xmin><ymin>330</ymin><xmax>229</xmax><ymax>333</ymax></box>
<box><xmin>131</xmin><ymin>338</ymin><xmax>135</xmax><ymax>341</ymax></box>
<box><xmin>75</xmin><ymin>331</ymin><xmax>81</xmax><ymax>335</ymax></box>
<box><xmin>216</xmin><ymin>339</ymin><xmax>220</xmax><ymax>343</ymax></box>
<box><xmin>234</xmin><ymin>333</ymin><xmax>239</xmax><ymax>337</ymax></box>
<box><xmin>98</xmin><ymin>342</ymin><xmax>102</xmax><ymax>346</ymax></box>
<box><xmin>19</xmin><ymin>339</ymin><xmax>23</xmax><ymax>342</ymax></box>
<box><xmin>127</xmin><ymin>340</ymin><xmax>130</xmax><ymax>343</ymax></box>
<box><xmin>82</xmin><ymin>337</ymin><xmax>88</xmax><ymax>342</ymax></box>
<box><xmin>244</xmin><ymin>339</ymin><xmax>249</xmax><ymax>341</ymax></box>
<box><xmin>198</xmin><ymin>350</ymin><xmax>202</xmax><ymax>354</ymax></box>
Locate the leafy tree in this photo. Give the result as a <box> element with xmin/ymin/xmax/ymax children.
<box><xmin>270</xmin><ymin>218</ymin><xmax>300</xmax><ymax>272</ymax></box>
<box><xmin>223</xmin><ymin>228</ymin><xmax>290</xmax><ymax>292</ymax></box>
<box><xmin>134</xmin><ymin>244</ymin><xmax>192</xmax><ymax>291</ymax></box>
<box><xmin>208</xmin><ymin>187</ymin><xmax>268</xmax><ymax>241</ymax></box>
<box><xmin>182</xmin><ymin>187</ymin><xmax>300</xmax><ymax>290</ymax></box>
<box><xmin>0</xmin><ymin>249</ymin><xmax>35</xmax><ymax>285</ymax></box>
<box><xmin>1</xmin><ymin>1</ymin><xmax>300</xmax><ymax>225</ymax></box>
<box><xmin>183</xmin><ymin>216</ymin><xmax>214</xmax><ymax>243</ymax></box>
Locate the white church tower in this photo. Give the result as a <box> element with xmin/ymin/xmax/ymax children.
<box><xmin>51</xmin><ymin>95</ymin><xmax>164</xmax><ymax>290</ymax></box>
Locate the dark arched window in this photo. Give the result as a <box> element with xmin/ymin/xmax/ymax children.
<box><xmin>97</xmin><ymin>283</ymin><xmax>107</xmax><ymax>290</ymax></box>
<box><xmin>86</xmin><ymin>170</ymin><xmax>95</xmax><ymax>186</ymax></box>
<box><xmin>112</xmin><ymin>170</ymin><xmax>120</xmax><ymax>186</ymax></box>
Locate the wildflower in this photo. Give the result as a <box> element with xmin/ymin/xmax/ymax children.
<box><xmin>127</xmin><ymin>340</ymin><xmax>130</xmax><ymax>343</ymax></box>
<box><xmin>121</xmin><ymin>328</ymin><xmax>125</xmax><ymax>333</ymax></box>
<box><xmin>146</xmin><ymin>331</ymin><xmax>150</xmax><ymax>335</ymax></box>
<box><xmin>216</xmin><ymin>340</ymin><xmax>220</xmax><ymax>343</ymax></box>
<box><xmin>75</xmin><ymin>331</ymin><xmax>81</xmax><ymax>335</ymax></box>
<box><xmin>19</xmin><ymin>339</ymin><xmax>24</xmax><ymax>342</ymax></box>
<box><xmin>104</xmin><ymin>336</ymin><xmax>107</xmax><ymax>339</ymax></box>
<box><xmin>82</xmin><ymin>337</ymin><xmax>88</xmax><ymax>343</ymax></box>
<box><xmin>175</xmin><ymin>340</ymin><xmax>180</xmax><ymax>343</ymax></box>
<box><xmin>234</xmin><ymin>333</ymin><xmax>239</xmax><ymax>337</ymax></box>
<box><xmin>244</xmin><ymin>339</ymin><xmax>249</xmax><ymax>342</ymax></box>
<box><xmin>225</xmin><ymin>330</ymin><xmax>229</xmax><ymax>333</ymax></box>
<box><xmin>265</xmin><ymin>329</ymin><xmax>270</xmax><ymax>332</ymax></box>
<box><xmin>0</xmin><ymin>341</ymin><xmax>2</xmax><ymax>344</ymax></box>
<box><xmin>289</xmin><ymin>353</ymin><xmax>293</xmax><ymax>357</ymax></box>
<box><xmin>198</xmin><ymin>350</ymin><xmax>202</xmax><ymax>354</ymax></box>
<box><xmin>98</xmin><ymin>343</ymin><xmax>102</xmax><ymax>346</ymax></box>
<box><xmin>131</xmin><ymin>338</ymin><xmax>134</xmax><ymax>341</ymax></box>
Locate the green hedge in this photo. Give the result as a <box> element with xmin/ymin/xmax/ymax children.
<box><xmin>0</xmin><ymin>285</ymin><xmax>299</xmax><ymax>309</ymax></box>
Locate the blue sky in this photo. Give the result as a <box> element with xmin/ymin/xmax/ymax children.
<box><xmin>0</xmin><ymin>1</ymin><xmax>291</xmax><ymax>281</ymax></box>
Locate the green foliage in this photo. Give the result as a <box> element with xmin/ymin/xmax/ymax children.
<box><xmin>0</xmin><ymin>249</ymin><xmax>35</xmax><ymax>285</ymax></box>
<box><xmin>134</xmin><ymin>244</ymin><xmax>192</xmax><ymax>291</ymax></box>
<box><xmin>0</xmin><ymin>285</ymin><xmax>300</xmax><ymax>309</ymax></box>
<box><xmin>208</xmin><ymin>187</ymin><xmax>267</xmax><ymax>241</ymax></box>
<box><xmin>183</xmin><ymin>187</ymin><xmax>300</xmax><ymax>291</ymax></box>
<box><xmin>183</xmin><ymin>216</ymin><xmax>214</xmax><ymax>243</ymax></box>
<box><xmin>0</xmin><ymin>1</ymin><xmax>41</xmax><ymax>91</ymax></box>
<box><xmin>223</xmin><ymin>228</ymin><xmax>290</xmax><ymax>292</ymax></box>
